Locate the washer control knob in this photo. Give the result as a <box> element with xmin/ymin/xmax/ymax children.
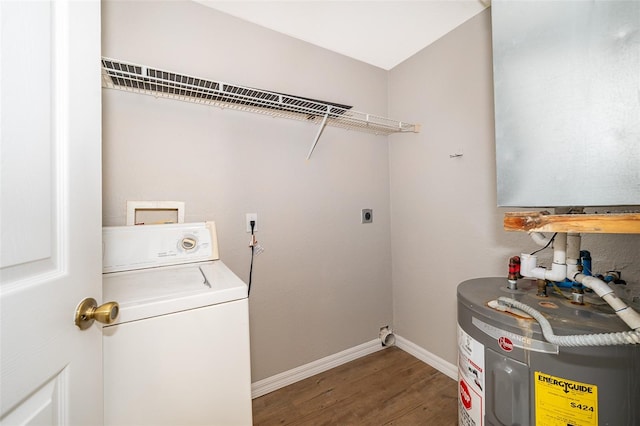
<box><xmin>181</xmin><ymin>237</ymin><xmax>197</xmax><ymax>251</ymax></box>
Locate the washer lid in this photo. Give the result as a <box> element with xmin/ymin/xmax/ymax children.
<box><xmin>103</xmin><ymin>260</ymin><xmax>247</xmax><ymax>325</ymax></box>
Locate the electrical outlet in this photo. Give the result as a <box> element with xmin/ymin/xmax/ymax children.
<box><xmin>361</xmin><ymin>209</ymin><xmax>373</xmax><ymax>224</ymax></box>
<box><xmin>246</xmin><ymin>213</ymin><xmax>258</xmax><ymax>233</ymax></box>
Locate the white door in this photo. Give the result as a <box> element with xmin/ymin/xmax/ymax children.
<box><xmin>0</xmin><ymin>0</ymin><xmax>103</xmax><ymax>424</ymax></box>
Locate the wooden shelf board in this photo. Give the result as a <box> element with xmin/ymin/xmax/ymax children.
<box><xmin>504</xmin><ymin>212</ymin><xmax>640</xmax><ymax>234</ymax></box>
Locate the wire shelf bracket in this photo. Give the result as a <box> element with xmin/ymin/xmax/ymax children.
<box><xmin>101</xmin><ymin>57</ymin><xmax>420</xmax><ymax>159</ymax></box>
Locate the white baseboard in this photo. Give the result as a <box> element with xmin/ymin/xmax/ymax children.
<box><xmin>394</xmin><ymin>335</ymin><xmax>457</xmax><ymax>380</ymax></box>
<box><xmin>251</xmin><ymin>339</ymin><xmax>384</xmax><ymax>399</ymax></box>
<box><xmin>251</xmin><ymin>335</ymin><xmax>458</xmax><ymax>399</ymax></box>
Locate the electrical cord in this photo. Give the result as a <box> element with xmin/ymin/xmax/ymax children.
<box><xmin>530</xmin><ymin>232</ymin><xmax>557</xmax><ymax>255</ymax></box>
<box><xmin>248</xmin><ymin>220</ymin><xmax>255</xmax><ymax>296</ymax></box>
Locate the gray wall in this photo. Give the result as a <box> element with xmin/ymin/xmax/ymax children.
<box><xmin>102</xmin><ymin>3</ymin><xmax>640</xmax><ymax>380</ymax></box>
<box><xmin>101</xmin><ymin>0</ymin><xmax>393</xmax><ymax>381</ymax></box>
<box><xmin>388</xmin><ymin>10</ymin><xmax>640</xmax><ymax>365</ymax></box>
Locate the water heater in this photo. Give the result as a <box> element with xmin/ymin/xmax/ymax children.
<box><xmin>457</xmin><ymin>277</ymin><xmax>640</xmax><ymax>425</ymax></box>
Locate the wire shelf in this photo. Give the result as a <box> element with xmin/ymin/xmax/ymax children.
<box><xmin>101</xmin><ymin>58</ymin><xmax>419</xmax><ymax>136</ymax></box>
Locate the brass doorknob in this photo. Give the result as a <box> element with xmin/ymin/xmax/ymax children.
<box><xmin>75</xmin><ymin>298</ymin><xmax>119</xmax><ymax>330</ymax></box>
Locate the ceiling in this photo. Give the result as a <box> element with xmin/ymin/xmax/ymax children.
<box><xmin>195</xmin><ymin>1</ymin><xmax>489</xmax><ymax>70</ymax></box>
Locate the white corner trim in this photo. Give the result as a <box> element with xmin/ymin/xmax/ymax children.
<box><xmin>251</xmin><ymin>335</ymin><xmax>457</xmax><ymax>400</ymax></box>
<box><xmin>251</xmin><ymin>339</ymin><xmax>384</xmax><ymax>399</ymax></box>
<box><xmin>394</xmin><ymin>335</ymin><xmax>457</xmax><ymax>380</ymax></box>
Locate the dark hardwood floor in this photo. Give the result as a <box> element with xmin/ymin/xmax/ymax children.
<box><xmin>252</xmin><ymin>346</ymin><xmax>458</xmax><ymax>425</ymax></box>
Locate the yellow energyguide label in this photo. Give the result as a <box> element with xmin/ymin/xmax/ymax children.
<box><xmin>535</xmin><ymin>372</ymin><xmax>598</xmax><ymax>426</ymax></box>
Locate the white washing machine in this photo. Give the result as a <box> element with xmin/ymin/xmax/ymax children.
<box><xmin>102</xmin><ymin>222</ymin><xmax>253</xmax><ymax>426</ymax></box>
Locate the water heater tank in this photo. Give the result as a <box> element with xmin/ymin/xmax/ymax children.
<box><xmin>457</xmin><ymin>278</ymin><xmax>640</xmax><ymax>425</ymax></box>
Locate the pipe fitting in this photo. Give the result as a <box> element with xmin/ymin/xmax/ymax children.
<box><xmin>571</xmin><ymin>287</ymin><xmax>585</xmax><ymax>305</ymax></box>
<box><xmin>508</xmin><ymin>256</ymin><xmax>521</xmax><ymax>281</ymax></box>
<box><xmin>537</xmin><ymin>279</ymin><xmax>548</xmax><ymax>297</ymax></box>
<box><xmin>530</xmin><ymin>262</ymin><xmax>567</xmax><ymax>282</ymax></box>
<box><xmin>379</xmin><ymin>327</ymin><xmax>395</xmax><ymax>347</ymax></box>
<box><xmin>524</xmin><ymin>233</ymin><xmax>567</xmax><ymax>282</ymax></box>
<box><xmin>520</xmin><ymin>253</ymin><xmax>538</xmax><ymax>277</ymax></box>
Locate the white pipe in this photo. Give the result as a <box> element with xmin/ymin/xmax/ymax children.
<box><xmin>528</xmin><ymin>233</ymin><xmax>567</xmax><ymax>281</ymax></box>
<box><xmin>566</xmin><ymin>233</ymin><xmax>581</xmax><ymax>278</ymax></box>
<box><xmin>520</xmin><ymin>231</ymin><xmax>640</xmax><ymax>332</ymax></box>
<box><xmin>520</xmin><ymin>253</ymin><xmax>537</xmax><ymax>277</ymax></box>
<box><xmin>566</xmin><ymin>233</ymin><xmax>581</xmax><ymax>259</ymax></box>
<box><xmin>574</xmin><ymin>274</ymin><xmax>640</xmax><ymax>331</ymax></box>
<box><xmin>551</xmin><ymin>232</ymin><xmax>567</xmax><ymax>265</ymax></box>
<box><xmin>379</xmin><ymin>328</ymin><xmax>396</xmax><ymax>347</ymax></box>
